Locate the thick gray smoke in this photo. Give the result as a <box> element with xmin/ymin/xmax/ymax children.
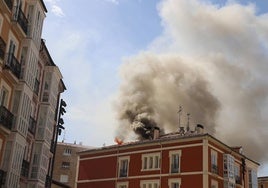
<box><xmin>114</xmin><ymin>0</ymin><xmax>268</xmax><ymax>163</ymax></box>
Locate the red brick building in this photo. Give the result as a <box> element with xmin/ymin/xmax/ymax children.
<box><xmin>77</xmin><ymin>129</ymin><xmax>259</xmax><ymax>188</ymax></box>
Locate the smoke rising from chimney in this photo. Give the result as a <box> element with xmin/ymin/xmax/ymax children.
<box><xmin>114</xmin><ymin>0</ymin><xmax>268</xmax><ymax>163</ymax></box>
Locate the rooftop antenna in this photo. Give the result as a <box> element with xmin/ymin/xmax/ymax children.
<box><xmin>177</xmin><ymin>105</ymin><xmax>183</xmax><ymax>129</ymax></box>
<box><xmin>186</xmin><ymin>113</ymin><xmax>190</xmax><ymax>132</ymax></box>
<box><xmin>62</xmin><ymin>129</ymin><xmax>66</xmax><ymax>143</ymax></box>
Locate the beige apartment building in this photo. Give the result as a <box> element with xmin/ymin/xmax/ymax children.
<box><xmin>52</xmin><ymin>142</ymin><xmax>92</xmax><ymax>188</ymax></box>
<box><xmin>0</xmin><ymin>0</ymin><xmax>66</xmax><ymax>187</ymax></box>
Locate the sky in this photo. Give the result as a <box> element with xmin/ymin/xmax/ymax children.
<box><xmin>42</xmin><ymin>0</ymin><xmax>268</xmax><ymax>176</ymax></box>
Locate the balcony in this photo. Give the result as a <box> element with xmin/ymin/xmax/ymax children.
<box><xmin>13</xmin><ymin>6</ymin><xmax>28</xmax><ymax>35</ymax></box>
<box><xmin>4</xmin><ymin>53</ymin><xmax>21</xmax><ymax>79</ymax></box>
<box><xmin>4</xmin><ymin>0</ymin><xmax>13</xmax><ymax>11</ymax></box>
<box><xmin>34</xmin><ymin>79</ymin><xmax>40</xmax><ymax>95</ymax></box>
<box><xmin>235</xmin><ymin>176</ymin><xmax>242</xmax><ymax>184</ymax></box>
<box><xmin>28</xmin><ymin>116</ymin><xmax>36</xmax><ymax>135</ymax></box>
<box><xmin>0</xmin><ymin>37</ymin><xmax>6</xmax><ymax>61</ymax></box>
<box><xmin>21</xmin><ymin>160</ymin><xmax>30</xmax><ymax>178</ymax></box>
<box><xmin>0</xmin><ymin>105</ymin><xmax>14</xmax><ymax>130</ymax></box>
<box><xmin>171</xmin><ymin>164</ymin><xmax>179</xmax><ymax>173</ymax></box>
<box><xmin>0</xmin><ymin>169</ymin><xmax>6</xmax><ymax>185</ymax></box>
<box><xmin>211</xmin><ymin>164</ymin><xmax>219</xmax><ymax>174</ymax></box>
<box><xmin>119</xmin><ymin>169</ymin><xmax>128</xmax><ymax>178</ymax></box>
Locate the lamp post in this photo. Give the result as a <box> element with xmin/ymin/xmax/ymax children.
<box><xmin>48</xmin><ymin>99</ymin><xmax>67</xmax><ymax>187</ymax></box>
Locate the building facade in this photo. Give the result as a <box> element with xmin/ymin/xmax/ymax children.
<box><xmin>258</xmin><ymin>176</ymin><xmax>268</xmax><ymax>188</ymax></box>
<box><xmin>52</xmin><ymin>142</ymin><xmax>92</xmax><ymax>188</ymax></box>
<box><xmin>0</xmin><ymin>0</ymin><xmax>66</xmax><ymax>187</ymax></box>
<box><xmin>77</xmin><ymin>130</ymin><xmax>259</xmax><ymax>188</ymax></box>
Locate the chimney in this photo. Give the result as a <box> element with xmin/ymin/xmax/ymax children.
<box><xmin>196</xmin><ymin>124</ymin><xmax>204</xmax><ymax>134</ymax></box>
<box><xmin>153</xmin><ymin>127</ymin><xmax>160</xmax><ymax>140</ymax></box>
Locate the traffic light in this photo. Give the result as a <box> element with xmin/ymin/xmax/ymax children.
<box><xmin>58</xmin><ymin>99</ymin><xmax>67</xmax><ymax>135</ymax></box>
<box><xmin>59</xmin><ymin>99</ymin><xmax>67</xmax><ymax>116</ymax></box>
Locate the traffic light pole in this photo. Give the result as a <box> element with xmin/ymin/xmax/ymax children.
<box><xmin>48</xmin><ymin>99</ymin><xmax>66</xmax><ymax>188</ymax></box>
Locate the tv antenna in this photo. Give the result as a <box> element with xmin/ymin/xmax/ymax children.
<box><xmin>177</xmin><ymin>105</ymin><xmax>183</xmax><ymax>129</ymax></box>
<box><xmin>186</xmin><ymin>113</ymin><xmax>190</xmax><ymax>132</ymax></box>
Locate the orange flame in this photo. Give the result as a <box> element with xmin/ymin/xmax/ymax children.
<box><xmin>114</xmin><ymin>137</ymin><xmax>123</xmax><ymax>145</ymax></box>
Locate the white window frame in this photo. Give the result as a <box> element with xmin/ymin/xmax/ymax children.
<box><xmin>118</xmin><ymin>156</ymin><xmax>130</xmax><ymax>178</ymax></box>
<box><xmin>211</xmin><ymin>179</ymin><xmax>218</xmax><ymax>188</ymax></box>
<box><xmin>169</xmin><ymin>150</ymin><xmax>181</xmax><ymax>173</ymax></box>
<box><xmin>117</xmin><ymin>181</ymin><xmax>129</xmax><ymax>188</ymax></box>
<box><xmin>168</xmin><ymin>178</ymin><xmax>181</xmax><ymax>188</ymax></box>
<box><xmin>63</xmin><ymin>148</ymin><xmax>72</xmax><ymax>156</ymax></box>
<box><xmin>60</xmin><ymin>174</ymin><xmax>68</xmax><ymax>183</ymax></box>
<box><xmin>140</xmin><ymin>179</ymin><xmax>160</xmax><ymax>188</ymax></box>
<box><xmin>211</xmin><ymin>149</ymin><xmax>218</xmax><ymax>174</ymax></box>
<box><xmin>142</xmin><ymin>152</ymin><xmax>161</xmax><ymax>171</ymax></box>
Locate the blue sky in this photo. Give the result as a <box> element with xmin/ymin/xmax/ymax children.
<box><xmin>42</xmin><ymin>0</ymin><xmax>268</xmax><ymax>176</ymax></box>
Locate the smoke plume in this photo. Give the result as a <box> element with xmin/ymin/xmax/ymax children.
<box><xmin>114</xmin><ymin>0</ymin><xmax>268</xmax><ymax>163</ymax></box>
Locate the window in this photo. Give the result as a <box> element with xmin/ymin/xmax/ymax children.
<box><xmin>223</xmin><ymin>154</ymin><xmax>234</xmax><ymax>179</ymax></box>
<box><xmin>61</xmin><ymin>162</ymin><xmax>70</xmax><ymax>169</ymax></box>
<box><xmin>63</xmin><ymin>148</ymin><xmax>72</xmax><ymax>156</ymax></box>
<box><xmin>248</xmin><ymin>169</ymin><xmax>258</xmax><ymax>188</ymax></box>
<box><xmin>60</xmin><ymin>175</ymin><xmax>68</xmax><ymax>183</ymax></box>
<box><xmin>118</xmin><ymin>156</ymin><xmax>129</xmax><ymax>178</ymax></box>
<box><xmin>234</xmin><ymin>164</ymin><xmax>241</xmax><ymax>184</ymax></box>
<box><xmin>168</xmin><ymin>178</ymin><xmax>181</xmax><ymax>188</ymax></box>
<box><xmin>0</xmin><ymin>87</ymin><xmax>9</xmax><ymax>107</ymax></box>
<box><xmin>211</xmin><ymin>150</ymin><xmax>218</xmax><ymax>174</ymax></box>
<box><xmin>169</xmin><ymin>150</ymin><xmax>181</xmax><ymax>173</ymax></box>
<box><xmin>224</xmin><ymin>181</ymin><xmax>235</xmax><ymax>188</ymax></box>
<box><xmin>117</xmin><ymin>182</ymin><xmax>128</xmax><ymax>188</ymax></box>
<box><xmin>142</xmin><ymin>153</ymin><xmax>160</xmax><ymax>171</ymax></box>
<box><xmin>140</xmin><ymin>180</ymin><xmax>159</xmax><ymax>188</ymax></box>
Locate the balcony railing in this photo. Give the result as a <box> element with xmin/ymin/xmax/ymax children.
<box><xmin>0</xmin><ymin>105</ymin><xmax>13</xmax><ymax>130</ymax></box>
<box><xmin>13</xmin><ymin>6</ymin><xmax>28</xmax><ymax>34</ymax></box>
<box><xmin>34</xmin><ymin>79</ymin><xmax>40</xmax><ymax>95</ymax></box>
<box><xmin>21</xmin><ymin>159</ymin><xmax>30</xmax><ymax>177</ymax></box>
<box><xmin>0</xmin><ymin>169</ymin><xmax>6</xmax><ymax>185</ymax></box>
<box><xmin>4</xmin><ymin>0</ymin><xmax>13</xmax><ymax>11</ymax></box>
<box><xmin>235</xmin><ymin>176</ymin><xmax>242</xmax><ymax>184</ymax></box>
<box><xmin>171</xmin><ymin>164</ymin><xmax>179</xmax><ymax>173</ymax></box>
<box><xmin>119</xmin><ymin>169</ymin><xmax>127</xmax><ymax>178</ymax></box>
<box><xmin>0</xmin><ymin>37</ymin><xmax>6</xmax><ymax>61</ymax></box>
<box><xmin>211</xmin><ymin>164</ymin><xmax>219</xmax><ymax>174</ymax></box>
<box><xmin>4</xmin><ymin>53</ymin><xmax>21</xmax><ymax>79</ymax></box>
<box><xmin>28</xmin><ymin>116</ymin><xmax>36</xmax><ymax>135</ymax></box>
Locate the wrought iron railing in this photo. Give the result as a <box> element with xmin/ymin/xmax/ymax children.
<box><xmin>13</xmin><ymin>6</ymin><xmax>28</xmax><ymax>34</ymax></box>
<box><xmin>235</xmin><ymin>176</ymin><xmax>242</xmax><ymax>184</ymax></box>
<box><xmin>0</xmin><ymin>105</ymin><xmax>13</xmax><ymax>130</ymax></box>
<box><xmin>0</xmin><ymin>169</ymin><xmax>6</xmax><ymax>185</ymax></box>
<box><xmin>21</xmin><ymin>160</ymin><xmax>30</xmax><ymax>177</ymax></box>
<box><xmin>119</xmin><ymin>169</ymin><xmax>127</xmax><ymax>177</ymax></box>
<box><xmin>4</xmin><ymin>0</ymin><xmax>13</xmax><ymax>11</ymax></box>
<box><xmin>171</xmin><ymin>164</ymin><xmax>179</xmax><ymax>173</ymax></box>
<box><xmin>28</xmin><ymin>116</ymin><xmax>36</xmax><ymax>135</ymax></box>
<box><xmin>4</xmin><ymin>53</ymin><xmax>21</xmax><ymax>79</ymax></box>
<box><xmin>34</xmin><ymin>79</ymin><xmax>40</xmax><ymax>95</ymax></box>
<box><xmin>211</xmin><ymin>164</ymin><xmax>219</xmax><ymax>174</ymax></box>
<box><xmin>0</xmin><ymin>37</ymin><xmax>6</xmax><ymax>61</ymax></box>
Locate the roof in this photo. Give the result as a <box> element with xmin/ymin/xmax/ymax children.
<box><xmin>39</xmin><ymin>0</ymin><xmax>48</xmax><ymax>13</ymax></box>
<box><xmin>78</xmin><ymin>132</ymin><xmax>259</xmax><ymax>165</ymax></box>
